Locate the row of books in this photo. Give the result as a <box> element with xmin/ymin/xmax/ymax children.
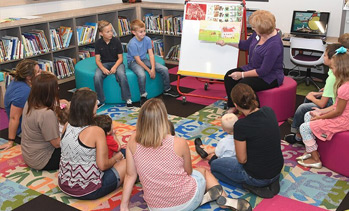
<box><xmin>0</xmin><ymin>36</ymin><xmax>24</xmax><ymax>62</ymax></box>
<box><xmin>144</xmin><ymin>13</ymin><xmax>163</xmax><ymax>34</ymax></box>
<box><xmin>36</xmin><ymin>57</ymin><xmax>75</xmax><ymax>79</ymax></box>
<box><xmin>49</xmin><ymin>26</ymin><xmax>73</xmax><ymax>51</ymax></box>
<box><xmin>78</xmin><ymin>46</ymin><xmax>95</xmax><ymax>60</ymax></box>
<box><xmin>76</xmin><ymin>22</ymin><xmax>98</xmax><ymax>46</ymax></box>
<box><xmin>118</xmin><ymin>16</ymin><xmax>131</xmax><ymax>36</ymax></box>
<box><xmin>165</xmin><ymin>44</ymin><xmax>180</xmax><ymax>61</ymax></box>
<box><xmin>22</xmin><ymin>30</ymin><xmax>50</xmax><ymax>57</ymax></box>
<box><xmin>163</xmin><ymin>15</ymin><xmax>183</xmax><ymax>36</ymax></box>
<box><xmin>151</xmin><ymin>39</ymin><xmax>164</xmax><ymax>57</ymax></box>
<box><xmin>1</xmin><ymin>56</ymin><xmax>75</xmax><ymax>88</ymax></box>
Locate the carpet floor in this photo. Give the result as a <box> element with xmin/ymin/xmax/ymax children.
<box><xmin>0</xmin><ymin>67</ymin><xmax>348</xmax><ymax>211</ymax></box>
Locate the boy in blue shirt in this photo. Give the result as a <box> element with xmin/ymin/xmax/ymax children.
<box><xmin>195</xmin><ymin>113</ymin><xmax>238</xmax><ymax>165</ymax></box>
<box><xmin>127</xmin><ymin>19</ymin><xmax>179</xmax><ymax>105</ymax></box>
<box><xmin>95</xmin><ymin>20</ymin><xmax>132</xmax><ymax>108</ymax></box>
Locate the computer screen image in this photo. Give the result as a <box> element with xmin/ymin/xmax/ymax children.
<box><xmin>290</xmin><ymin>11</ymin><xmax>330</xmax><ymax>38</ymax></box>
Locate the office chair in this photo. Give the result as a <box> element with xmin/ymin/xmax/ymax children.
<box><xmin>289</xmin><ymin>37</ymin><xmax>326</xmax><ymax>90</ymax></box>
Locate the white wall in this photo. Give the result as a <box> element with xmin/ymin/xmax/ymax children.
<box><xmin>143</xmin><ymin>0</ymin><xmax>343</xmax><ymax>37</ymax></box>
<box><xmin>0</xmin><ymin>0</ymin><xmax>122</xmax><ymax>19</ymax></box>
<box><xmin>0</xmin><ymin>0</ymin><xmax>343</xmax><ymax>37</ymax></box>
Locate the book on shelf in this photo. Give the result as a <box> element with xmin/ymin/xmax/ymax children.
<box><xmin>163</xmin><ymin>15</ymin><xmax>182</xmax><ymax>36</ymax></box>
<box><xmin>165</xmin><ymin>44</ymin><xmax>180</xmax><ymax>61</ymax></box>
<box><xmin>118</xmin><ymin>16</ymin><xmax>131</xmax><ymax>36</ymax></box>
<box><xmin>77</xmin><ymin>22</ymin><xmax>98</xmax><ymax>46</ymax></box>
<box><xmin>37</xmin><ymin>59</ymin><xmax>54</xmax><ymax>75</ymax></box>
<box><xmin>0</xmin><ymin>68</ymin><xmax>15</xmax><ymax>88</ymax></box>
<box><xmin>111</xmin><ymin>25</ymin><xmax>118</xmax><ymax>37</ymax></box>
<box><xmin>151</xmin><ymin>38</ymin><xmax>164</xmax><ymax>58</ymax></box>
<box><xmin>0</xmin><ymin>36</ymin><xmax>24</xmax><ymax>62</ymax></box>
<box><xmin>143</xmin><ymin>13</ymin><xmax>163</xmax><ymax>34</ymax></box>
<box><xmin>21</xmin><ymin>30</ymin><xmax>50</xmax><ymax>57</ymax></box>
<box><xmin>50</xmin><ymin>26</ymin><xmax>73</xmax><ymax>51</ymax></box>
<box><xmin>78</xmin><ymin>46</ymin><xmax>95</xmax><ymax>60</ymax></box>
<box><xmin>53</xmin><ymin>56</ymin><xmax>75</xmax><ymax>79</ymax></box>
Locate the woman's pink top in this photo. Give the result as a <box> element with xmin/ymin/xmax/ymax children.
<box><xmin>133</xmin><ymin>135</ymin><xmax>197</xmax><ymax>208</ymax></box>
<box><xmin>311</xmin><ymin>82</ymin><xmax>349</xmax><ymax>141</ymax></box>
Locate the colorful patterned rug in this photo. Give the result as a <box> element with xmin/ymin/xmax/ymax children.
<box><xmin>0</xmin><ymin>101</ymin><xmax>348</xmax><ymax>211</ymax></box>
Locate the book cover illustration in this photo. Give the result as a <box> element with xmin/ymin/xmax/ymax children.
<box><xmin>198</xmin><ymin>21</ymin><xmax>241</xmax><ymax>43</ymax></box>
<box><xmin>197</xmin><ymin>4</ymin><xmax>243</xmax><ymax>43</ymax></box>
<box><xmin>185</xmin><ymin>3</ymin><xmax>207</xmax><ymax>21</ymax></box>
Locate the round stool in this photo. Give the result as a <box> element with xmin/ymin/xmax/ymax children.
<box><xmin>256</xmin><ymin>76</ymin><xmax>297</xmax><ymax>122</ymax></box>
<box><xmin>317</xmin><ymin>131</ymin><xmax>349</xmax><ymax>177</ymax></box>
<box><xmin>74</xmin><ymin>53</ymin><xmax>165</xmax><ymax>103</ymax></box>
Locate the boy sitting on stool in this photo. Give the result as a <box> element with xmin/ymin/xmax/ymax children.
<box><xmin>127</xmin><ymin>19</ymin><xmax>179</xmax><ymax>105</ymax></box>
<box><xmin>94</xmin><ymin>20</ymin><xmax>132</xmax><ymax>108</ymax></box>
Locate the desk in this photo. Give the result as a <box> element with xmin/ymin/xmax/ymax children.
<box><xmin>281</xmin><ymin>33</ymin><xmax>339</xmax><ymax>47</ymax></box>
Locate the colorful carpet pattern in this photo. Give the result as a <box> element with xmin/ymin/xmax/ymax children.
<box><xmin>0</xmin><ymin>101</ymin><xmax>348</xmax><ymax>211</ymax></box>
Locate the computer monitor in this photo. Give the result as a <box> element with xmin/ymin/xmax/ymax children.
<box><xmin>290</xmin><ymin>11</ymin><xmax>330</xmax><ymax>38</ymax></box>
<box><xmin>246</xmin><ymin>9</ymin><xmax>256</xmax><ymax>31</ymax></box>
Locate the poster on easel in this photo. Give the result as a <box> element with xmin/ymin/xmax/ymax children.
<box><xmin>178</xmin><ymin>1</ymin><xmax>244</xmax><ymax>80</ymax></box>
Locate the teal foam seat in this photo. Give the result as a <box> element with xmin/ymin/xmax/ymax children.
<box><xmin>74</xmin><ymin>53</ymin><xmax>165</xmax><ymax>103</ymax></box>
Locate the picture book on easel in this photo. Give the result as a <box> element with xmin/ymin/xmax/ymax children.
<box><xmin>185</xmin><ymin>3</ymin><xmax>243</xmax><ymax>43</ymax></box>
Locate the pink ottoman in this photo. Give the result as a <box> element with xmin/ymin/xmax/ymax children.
<box><xmin>256</xmin><ymin>76</ymin><xmax>297</xmax><ymax>122</ymax></box>
<box><xmin>317</xmin><ymin>131</ymin><xmax>349</xmax><ymax>177</ymax></box>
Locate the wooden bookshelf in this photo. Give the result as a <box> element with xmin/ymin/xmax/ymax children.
<box><xmin>0</xmin><ymin>2</ymin><xmax>185</xmax><ymax>84</ymax></box>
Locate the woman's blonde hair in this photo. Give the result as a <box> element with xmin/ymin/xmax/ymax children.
<box><xmin>332</xmin><ymin>51</ymin><xmax>349</xmax><ymax>97</ymax></box>
<box><xmin>249</xmin><ymin>10</ymin><xmax>276</xmax><ymax>35</ymax></box>
<box><xmin>135</xmin><ymin>98</ymin><xmax>170</xmax><ymax>148</ymax></box>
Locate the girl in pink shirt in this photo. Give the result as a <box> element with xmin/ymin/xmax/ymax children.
<box><xmin>120</xmin><ymin>98</ymin><xmax>251</xmax><ymax>211</ymax></box>
<box><xmin>298</xmin><ymin>47</ymin><xmax>349</xmax><ymax>169</ymax></box>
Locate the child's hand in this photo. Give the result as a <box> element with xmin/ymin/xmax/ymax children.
<box><xmin>113</xmin><ymin>151</ymin><xmax>124</xmax><ymax>162</ymax></box>
<box><xmin>150</xmin><ymin>69</ymin><xmax>156</xmax><ymax>79</ymax></box>
<box><xmin>305</xmin><ymin>92</ymin><xmax>316</xmax><ymax>101</ymax></box>
<box><xmin>216</xmin><ymin>40</ymin><xmax>225</xmax><ymax>46</ymax></box>
<box><xmin>102</xmin><ymin>68</ymin><xmax>110</xmax><ymax>75</ymax></box>
<box><xmin>110</xmin><ymin>66</ymin><xmax>117</xmax><ymax>74</ymax></box>
<box><xmin>310</xmin><ymin>107</ymin><xmax>322</xmax><ymax>117</ymax></box>
<box><xmin>311</xmin><ymin>115</ymin><xmax>321</xmax><ymax>121</ymax></box>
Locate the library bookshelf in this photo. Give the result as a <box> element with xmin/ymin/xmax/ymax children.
<box><xmin>0</xmin><ymin>2</ymin><xmax>184</xmax><ymax>105</ymax></box>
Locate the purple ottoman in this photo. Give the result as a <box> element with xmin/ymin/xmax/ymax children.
<box><xmin>256</xmin><ymin>76</ymin><xmax>297</xmax><ymax>122</ymax></box>
<box><xmin>317</xmin><ymin>131</ymin><xmax>349</xmax><ymax>177</ymax></box>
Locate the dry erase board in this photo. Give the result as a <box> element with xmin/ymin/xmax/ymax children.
<box><xmin>178</xmin><ymin>1</ymin><xmax>243</xmax><ymax>80</ymax></box>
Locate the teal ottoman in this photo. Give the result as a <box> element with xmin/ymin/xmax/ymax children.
<box><xmin>75</xmin><ymin>53</ymin><xmax>165</xmax><ymax>103</ymax></box>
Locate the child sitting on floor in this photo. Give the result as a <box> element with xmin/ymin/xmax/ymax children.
<box><xmin>94</xmin><ymin>114</ymin><xmax>124</xmax><ymax>160</ymax></box>
<box><xmin>195</xmin><ymin>113</ymin><xmax>238</xmax><ymax>165</ymax></box>
<box><xmin>56</xmin><ymin>100</ymin><xmax>70</xmax><ymax>136</ymax></box>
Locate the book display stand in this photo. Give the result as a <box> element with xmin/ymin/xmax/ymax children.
<box><xmin>177</xmin><ymin>0</ymin><xmax>248</xmax><ymax>103</ymax></box>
